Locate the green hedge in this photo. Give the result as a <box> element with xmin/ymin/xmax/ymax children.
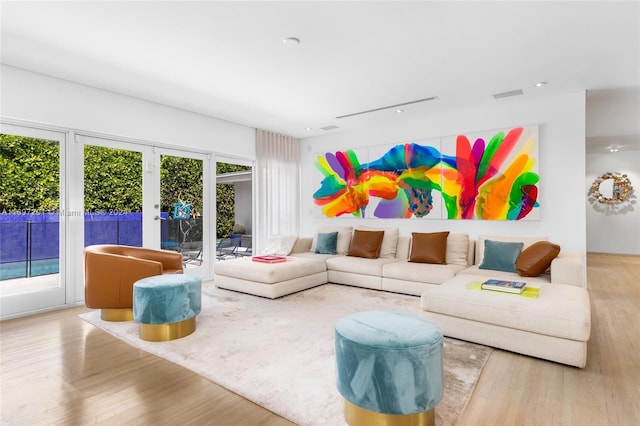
<box><xmin>1</xmin><ymin>134</ymin><xmax>249</xmax><ymax>238</ymax></box>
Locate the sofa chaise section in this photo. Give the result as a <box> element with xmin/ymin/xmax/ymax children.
<box><xmin>420</xmin><ymin>274</ymin><xmax>591</xmax><ymax>367</ymax></box>
<box><xmin>213</xmin><ymin>256</ymin><xmax>327</xmax><ymax>299</ymax></box>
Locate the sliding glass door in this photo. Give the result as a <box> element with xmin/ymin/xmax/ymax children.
<box><xmin>0</xmin><ymin>124</ymin><xmax>67</xmax><ymax>319</ymax></box>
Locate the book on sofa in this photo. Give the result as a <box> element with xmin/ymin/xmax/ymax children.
<box><xmin>252</xmin><ymin>255</ymin><xmax>287</xmax><ymax>264</ymax></box>
<box><xmin>481</xmin><ymin>279</ymin><xmax>527</xmax><ymax>294</ymax></box>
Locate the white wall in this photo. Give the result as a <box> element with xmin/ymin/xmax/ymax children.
<box><xmin>586</xmin><ymin>88</ymin><xmax>640</xmax><ymax>138</ymax></box>
<box><xmin>300</xmin><ymin>91</ymin><xmax>587</xmax><ymax>253</ymax></box>
<box><xmin>1</xmin><ymin>65</ymin><xmax>256</xmax><ymax>156</ymax></box>
<box><xmin>586</xmin><ymin>150</ymin><xmax>640</xmax><ymax>254</ymax></box>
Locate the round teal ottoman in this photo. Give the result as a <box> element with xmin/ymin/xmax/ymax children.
<box><xmin>335</xmin><ymin>311</ymin><xmax>443</xmax><ymax>426</ymax></box>
<box><xmin>133</xmin><ymin>274</ymin><xmax>202</xmax><ymax>341</ymax></box>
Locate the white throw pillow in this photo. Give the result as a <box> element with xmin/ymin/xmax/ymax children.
<box><xmin>355</xmin><ymin>226</ymin><xmax>399</xmax><ymax>258</ymax></box>
<box><xmin>311</xmin><ymin>226</ymin><xmax>353</xmax><ymax>255</ymax></box>
<box><xmin>445</xmin><ymin>233</ymin><xmax>470</xmax><ymax>266</ymax></box>
<box><xmin>263</xmin><ymin>234</ymin><xmax>298</xmax><ymax>256</ymax></box>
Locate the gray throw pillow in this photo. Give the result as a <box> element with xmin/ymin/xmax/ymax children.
<box><xmin>479</xmin><ymin>239</ymin><xmax>524</xmax><ymax>273</ymax></box>
<box><xmin>315</xmin><ymin>232</ymin><xmax>338</xmax><ymax>255</ymax></box>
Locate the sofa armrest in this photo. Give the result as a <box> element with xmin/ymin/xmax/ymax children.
<box><xmin>550</xmin><ymin>250</ymin><xmax>586</xmax><ymax>287</ymax></box>
<box><xmin>151</xmin><ymin>250</ymin><xmax>184</xmax><ymax>271</ymax></box>
<box><xmin>291</xmin><ymin>237</ymin><xmax>312</xmax><ymax>254</ymax></box>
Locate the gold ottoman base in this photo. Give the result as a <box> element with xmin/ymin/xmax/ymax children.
<box><xmin>101</xmin><ymin>308</ymin><xmax>133</xmax><ymax>322</ymax></box>
<box><xmin>344</xmin><ymin>400</ymin><xmax>435</xmax><ymax>426</ymax></box>
<box><xmin>139</xmin><ymin>317</ymin><xmax>196</xmax><ymax>342</ymax></box>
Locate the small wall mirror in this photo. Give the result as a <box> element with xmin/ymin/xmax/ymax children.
<box><xmin>597</xmin><ymin>178</ymin><xmax>614</xmax><ymax>199</ymax></box>
<box><xmin>588</xmin><ymin>172</ymin><xmax>633</xmax><ymax>204</ymax></box>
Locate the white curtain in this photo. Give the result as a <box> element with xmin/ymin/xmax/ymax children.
<box><xmin>255</xmin><ymin>129</ymin><xmax>300</xmax><ymax>254</ymax></box>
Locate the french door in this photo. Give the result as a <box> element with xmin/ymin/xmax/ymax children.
<box><xmin>0</xmin><ymin>123</ymin><xmax>68</xmax><ymax>319</ymax></box>
<box><xmin>79</xmin><ymin>136</ymin><xmax>211</xmax><ymax>277</ymax></box>
<box><xmin>156</xmin><ymin>147</ymin><xmax>210</xmax><ymax>276</ymax></box>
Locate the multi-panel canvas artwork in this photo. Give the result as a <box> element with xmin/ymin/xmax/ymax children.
<box><xmin>312</xmin><ymin>125</ymin><xmax>540</xmax><ymax>220</ymax></box>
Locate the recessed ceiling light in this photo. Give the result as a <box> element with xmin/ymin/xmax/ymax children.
<box><xmin>305</xmin><ymin>127</ymin><xmax>312</xmax><ymax>131</ymax></box>
<box><xmin>535</xmin><ymin>81</ymin><xmax>548</xmax><ymax>87</ymax></box>
<box><xmin>609</xmin><ymin>146</ymin><xmax>620</xmax><ymax>152</ymax></box>
<box><xmin>396</xmin><ymin>109</ymin><xmax>405</xmax><ymax>114</ymax></box>
<box><xmin>283</xmin><ymin>37</ymin><xmax>300</xmax><ymax>47</ymax></box>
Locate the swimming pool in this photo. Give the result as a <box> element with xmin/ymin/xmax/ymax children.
<box><xmin>0</xmin><ymin>259</ymin><xmax>59</xmax><ymax>281</ymax></box>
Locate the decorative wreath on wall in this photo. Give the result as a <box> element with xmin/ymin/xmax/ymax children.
<box><xmin>587</xmin><ymin>172</ymin><xmax>634</xmax><ymax>204</ymax></box>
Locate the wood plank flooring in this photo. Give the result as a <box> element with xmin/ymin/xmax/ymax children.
<box><xmin>1</xmin><ymin>253</ymin><xmax>639</xmax><ymax>425</ymax></box>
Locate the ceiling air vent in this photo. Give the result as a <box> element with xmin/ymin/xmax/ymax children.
<box><xmin>336</xmin><ymin>96</ymin><xmax>438</xmax><ymax>119</ymax></box>
<box><xmin>320</xmin><ymin>125</ymin><xmax>340</xmax><ymax>131</ymax></box>
<box><xmin>492</xmin><ymin>89</ymin><xmax>523</xmax><ymax>99</ymax></box>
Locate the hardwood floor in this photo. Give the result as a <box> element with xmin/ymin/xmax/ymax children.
<box><xmin>1</xmin><ymin>253</ymin><xmax>639</xmax><ymax>425</ymax></box>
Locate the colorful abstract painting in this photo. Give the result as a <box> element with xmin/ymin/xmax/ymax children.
<box><xmin>312</xmin><ymin>125</ymin><xmax>539</xmax><ymax>220</ymax></box>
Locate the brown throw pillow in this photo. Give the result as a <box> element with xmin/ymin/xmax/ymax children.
<box><xmin>409</xmin><ymin>231</ymin><xmax>450</xmax><ymax>264</ymax></box>
<box><xmin>516</xmin><ymin>241</ymin><xmax>561</xmax><ymax>277</ymax></box>
<box><xmin>347</xmin><ymin>230</ymin><xmax>384</xmax><ymax>259</ymax></box>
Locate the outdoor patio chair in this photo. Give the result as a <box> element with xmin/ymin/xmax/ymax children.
<box><xmin>235</xmin><ymin>238</ymin><xmax>252</xmax><ymax>257</ymax></box>
<box><xmin>216</xmin><ymin>237</ymin><xmax>239</xmax><ymax>260</ymax></box>
<box><xmin>180</xmin><ymin>241</ymin><xmax>203</xmax><ymax>266</ymax></box>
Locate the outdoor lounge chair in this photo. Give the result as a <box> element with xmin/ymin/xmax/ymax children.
<box><xmin>216</xmin><ymin>237</ymin><xmax>239</xmax><ymax>260</ymax></box>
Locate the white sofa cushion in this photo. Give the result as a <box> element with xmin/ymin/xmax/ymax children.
<box><xmin>291</xmin><ymin>251</ymin><xmax>342</xmax><ymax>260</ymax></box>
<box><xmin>394</xmin><ymin>236</ymin><xmax>411</xmax><ymax>259</ymax></box>
<box><xmin>446</xmin><ymin>233</ymin><xmax>470</xmax><ymax>266</ymax></box>
<box><xmin>311</xmin><ymin>226</ymin><xmax>353</xmax><ymax>255</ymax></box>
<box><xmin>215</xmin><ymin>257</ymin><xmax>326</xmax><ymax>284</ymax></box>
<box><xmin>326</xmin><ymin>255</ymin><xmax>402</xmax><ymax>276</ymax></box>
<box><xmin>383</xmin><ymin>261</ymin><xmax>466</xmax><ymax>285</ymax></box>
<box><xmin>355</xmin><ymin>225</ymin><xmax>399</xmax><ymax>258</ymax></box>
<box><xmin>460</xmin><ymin>265</ymin><xmax>551</xmax><ymax>284</ymax></box>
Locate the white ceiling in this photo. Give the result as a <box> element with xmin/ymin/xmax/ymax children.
<box><xmin>1</xmin><ymin>1</ymin><xmax>639</xmax><ymax>140</ymax></box>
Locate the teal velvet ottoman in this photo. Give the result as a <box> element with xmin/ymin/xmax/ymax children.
<box><xmin>133</xmin><ymin>274</ymin><xmax>202</xmax><ymax>341</ymax></box>
<box><xmin>335</xmin><ymin>311</ymin><xmax>443</xmax><ymax>426</ymax></box>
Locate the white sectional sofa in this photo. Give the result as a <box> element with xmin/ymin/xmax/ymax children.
<box><xmin>290</xmin><ymin>231</ymin><xmax>585</xmax><ymax>292</ymax></box>
<box><xmin>214</xmin><ymin>227</ymin><xmax>591</xmax><ymax>367</ymax></box>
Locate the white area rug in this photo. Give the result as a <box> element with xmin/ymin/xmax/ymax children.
<box><xmin>80</xmin><ymin>284</ymin><xmax>491</xmax><ymax>426</ymax></box>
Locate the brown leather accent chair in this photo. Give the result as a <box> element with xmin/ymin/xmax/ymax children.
<box><xmin>84</xmin><ymin>245</ymin><xmax>183</xmax><ymax>321</ymax></box>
